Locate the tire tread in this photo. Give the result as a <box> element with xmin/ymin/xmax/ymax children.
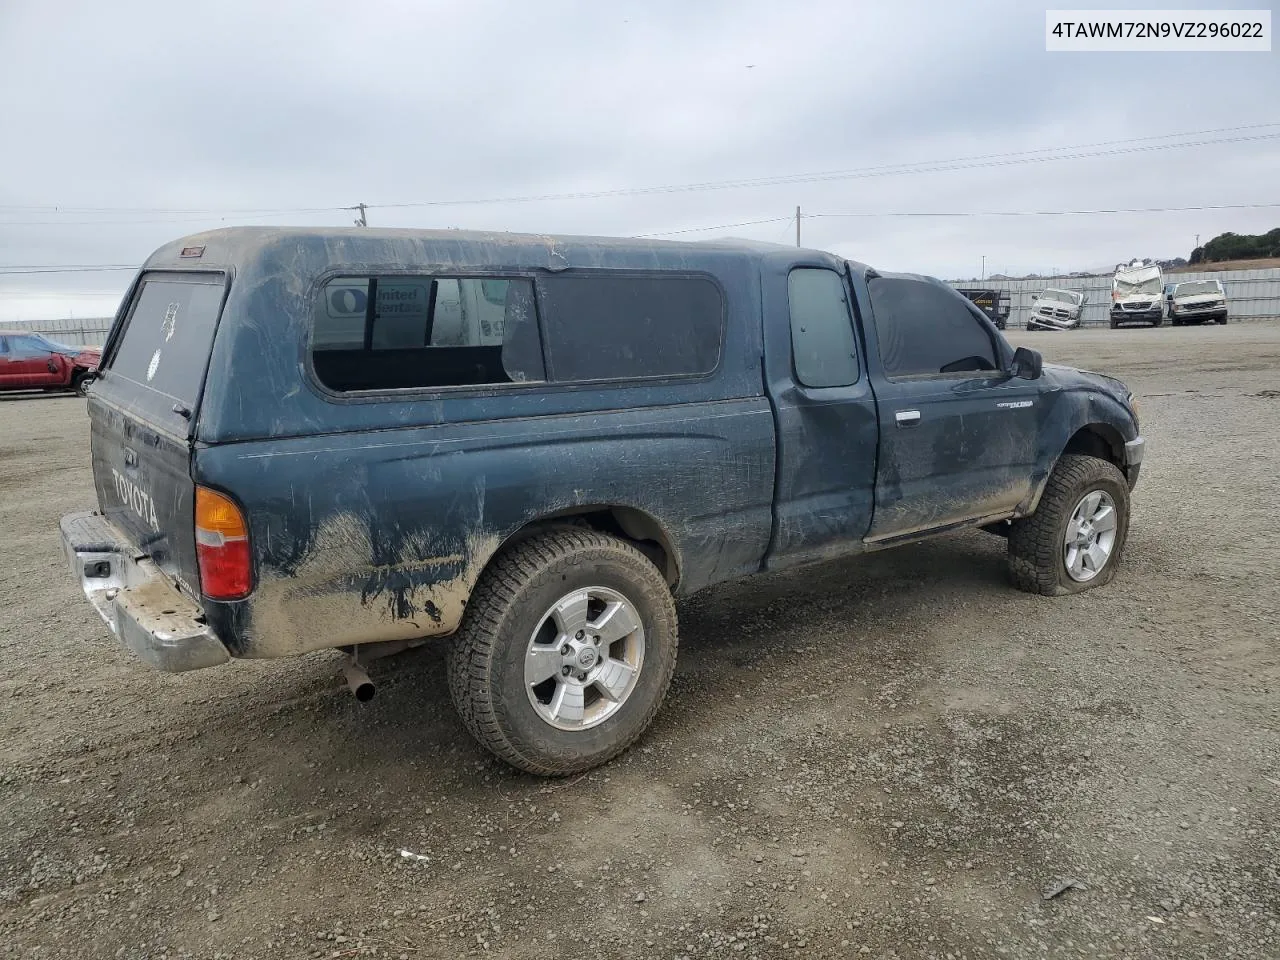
<box><xmin>446</xmin><ymin>529</ymin><xmax>677</xmax><ymax>776</ymax></box>
<box><xmin>1007</xmin><ymin>454</ymin><xmax>1129</xmax><ymax>597</ymax></box>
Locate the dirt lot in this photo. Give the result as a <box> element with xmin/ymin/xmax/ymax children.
<box><xmin>1</xmin><ymin>324</ymin><xmax>1277</xmax><ymax>960</ymax></box>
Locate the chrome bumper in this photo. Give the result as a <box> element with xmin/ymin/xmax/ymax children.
<box><xmin>1123</xmin><ymin>436</ymin><xmax>1145</xmax><ymax>489</ymax></box>
<box><xmin>59</xmin><ymin>511</ymin><xmax>229</xmax><ymax>672</ymax></box>
<box><xmin>1125</xmin><ymin>436</ymin><xmax>1144</xmax><ymax>466</ymax></box>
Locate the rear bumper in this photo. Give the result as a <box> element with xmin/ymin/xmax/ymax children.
<box><xmin>59</xmin><ymin>511</ymin><xmax>229</xmax><ymax>672</ymax></box>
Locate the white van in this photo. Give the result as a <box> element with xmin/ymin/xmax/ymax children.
<box><xmin>1110</xmin><ymin>261</ymin><xmax>1164</xmax><ymax>328</ymax></box>
<box><xmin>1167</xmin><ymin>279</ymin><xmax>1228</xmax><ymax>325</ymax></box>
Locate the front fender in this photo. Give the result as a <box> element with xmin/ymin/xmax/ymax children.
<box><xmin>1018</xmin><ymin>385</ymin><xmax>1139</xmax><ymax>516</ymax></box>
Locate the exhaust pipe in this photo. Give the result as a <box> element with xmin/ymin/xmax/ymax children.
<box><xmin>343</xmin><ymin>660</ymin><xmax>375</xmax><ymax>702</ymax></box>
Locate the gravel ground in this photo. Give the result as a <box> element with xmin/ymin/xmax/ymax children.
<box><xmin>1</xmin><ymin>323</ymin><xmax>1277</xmax><ymax>960</ymax></box>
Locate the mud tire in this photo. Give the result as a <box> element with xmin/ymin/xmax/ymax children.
<box><xmin>1007</xmin><ymin>454</ymin><xmax>1131</xmax><ymax>597</ymax></box>
<box><xmin>447</xmin><ymin>529</ymin><xmax>677</xmax><ymax>776</ymax></box>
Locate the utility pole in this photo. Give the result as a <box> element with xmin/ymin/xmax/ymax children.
<box><xmin>353</xmin><ymin>203</ymin><xmax>368</xmax><ymax>227</ymax></box>
<box><xmin>981</xmin><ymin>255</ymin><xmax>985</xmax><ymax>282</ymax></box>
<box><xmin>795</xmin><ymin>206</ymin><xmax>801</xmax><ymax>248</ymax></box>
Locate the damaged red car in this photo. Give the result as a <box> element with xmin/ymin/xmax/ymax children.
<box><xmin>0</xmin><ymin>330</ymin><xmax>101</xmax><ymax>395</ymax></box>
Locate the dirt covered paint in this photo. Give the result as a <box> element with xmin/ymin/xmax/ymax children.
<box><xmin>236</xmin><ymin>510</ymin><xmax>500</xmax><ymax>658</ymax></box>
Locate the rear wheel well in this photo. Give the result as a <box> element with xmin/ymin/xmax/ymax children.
<box><xmin>497</xmin><ymin>507</ymin><xmax>680</xmax><ymax>588</ymax></box>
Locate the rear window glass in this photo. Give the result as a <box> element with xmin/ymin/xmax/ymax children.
<box><xmin>537</xmin><ymin>274</ymin><xmax>723</xmax><ymax>382</ymax></box>
<box><xmin>312</xmin><ymin>276</ymin><xmax>544</xmax><ymax>392</ymax></box>
<box><xmin>107</xmin><ymin>274</ymin><xmax>225</xmax><ymax>405</ymax></box>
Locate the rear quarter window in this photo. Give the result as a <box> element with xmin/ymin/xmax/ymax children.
<box><xmin>537</xmin><ymin>274</ymin><xmax>724</xmax><ymax>382</ymax></box>
<box><xmin>107</xmin><ymin>273</ymin><xmax>226</xmax><ymax>406</ymax></box>
<box><xmin>311</xmin><ymin>275</ymin><xmax>545</xmax><ymax>393</ymax></box>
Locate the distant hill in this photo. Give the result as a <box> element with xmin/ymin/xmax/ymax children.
<box><xmin>1191</xmin><ymin>229</ymin><xmax>1280</xmax><ymax>264</ymax></box>
<box><xmin>1167</xmin><ymin>257</ymin><xmax>1280</xmax><ymax>274</ymax></box>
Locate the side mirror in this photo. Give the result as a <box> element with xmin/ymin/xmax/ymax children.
<box><xmin>1011</xmin><ymin>346</ymin><xmax>1043</xmax><ymax>380</ymax></box>
<box><xmin>1031</xmin><ymin>294</ymin><xmax>1039</xmax><ymax>300</ymax></box>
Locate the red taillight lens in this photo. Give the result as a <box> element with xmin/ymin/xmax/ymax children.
<box><xmin>195</xmin><ymin>486</ymin><xmax>252</xmax><ymax>600</ymax></box>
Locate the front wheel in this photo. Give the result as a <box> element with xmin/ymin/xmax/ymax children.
<box><xmin>447</xmin><ymin>529</ymin><xmax>678</xmax><ymax>775</ymax></box>
<box><xmin>1216</xmin><ymin>315</ymin><xmax>1228</xmax><ymax>325</ymax></box>
<box><xmin>1007</xmin><ymin>454</ymin><xmax>1131</xmax><ymax>596</ymax></box>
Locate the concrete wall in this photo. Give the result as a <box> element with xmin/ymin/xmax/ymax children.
<box><xmin>948</xmin><ymin>267</ymin><xmax>1280</xmax><ymax>328</ymax></box>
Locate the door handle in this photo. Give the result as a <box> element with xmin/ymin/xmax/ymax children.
<box><xmin>894</xmin><ymin>409</ymin><xmax>921</xmax><ymax>426</ymax></box>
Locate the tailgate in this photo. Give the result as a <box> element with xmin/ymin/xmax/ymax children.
<box><xmin>89</xmin><ymin>271</ymin><xmax>228</xmax><ymax>597</ymax></box>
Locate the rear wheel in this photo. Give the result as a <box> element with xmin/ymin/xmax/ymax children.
<box><xmin>1007</xmin><ymin>454</ymin><xmax>1130</xmax><ymax>596</ymax></box>
<box><xmin>447</xmin><ymin>529</ymin><xmax>678</xmax><ymax>775</ymax></box>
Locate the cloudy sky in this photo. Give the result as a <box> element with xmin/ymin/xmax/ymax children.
<box><xmin>1</xmin><ymin>0</ymin><xmax>1277</xmax><ymax>322</ymax></box>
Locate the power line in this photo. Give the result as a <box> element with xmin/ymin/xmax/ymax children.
<box><xmin>4</xmin><ymin>200</ymin><xmax>1277</xmax><ymax>267</ymax></box>
<box><xmin>634</xmin><ymin>216</ymin><xmax>792</xmax><ymax>238</ymax></box>
<box><xmin>0</xmin><ymin>209</ymin><xmax>346</xmax><ymax>228</ymax></box>
<box><xmin>0</xmin><ymin>266</ymin><xmax>139</xmax><ymax>275</ymax></box>
<box><xmin>0</xmin><ymin>291</ymin><xmax>125</xmax><ymax>298</ymax></box>
<box><xmin>353</xmin><ymin>126</ymin><xmax>1280</xmax><ymax>210</ymax></box>
<box><xmin>3</xmin><ymin>122</ymin><xmax>1278</xmax><ymax>225</ymax></box>
<box><xmin>636</xmin><ymin>201</ymin><xmax>1280</xmax><ymax>237</ymax></box>
<box><xmin>809</xmin><ymin>201</ymin><xmax>1280</xmax><ymax>220</ymax></box>
<box><xmin>0</xmin><ymin>201</ymin><xmax>346</xmax><ymax>215</ymax></box>
<box><xmin>0</xmin><ymin>263</ymin><xmax>138</xmax><ymax>271</ymax></box>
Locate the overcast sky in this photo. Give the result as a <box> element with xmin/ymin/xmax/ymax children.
<box><xmin>1</xmin><ymin>0</ymin><xmax>1277</xmax><ymax>322</ymax></box>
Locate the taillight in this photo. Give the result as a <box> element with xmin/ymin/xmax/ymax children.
<box><xmin>195</xmin><ymin>486</ymin><xmax>252</xmax><ymax>600</ymax></box>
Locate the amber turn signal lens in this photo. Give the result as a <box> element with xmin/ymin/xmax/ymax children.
<box><xmin>196</xmin><ymin>486</ymin><xmax>248</xmax><ymax>538</ymax></box>
<box><xmin>195</xmin><ymin>486</ymin><xmax>251</xmax><ymax>600</ymax></box>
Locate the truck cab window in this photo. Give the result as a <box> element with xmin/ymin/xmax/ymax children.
<box><xmin>868</xmin><ymin>277</ymin><xmax>998</xmax><ymax>378</ymax></box>
<box><xmin>788</xmin><ymin>268</ymin><xmax>859</xmax><ymax>387</ymax></box>
<box><xmin>312</xmin><ymin>276</ymin><xmax>543</xmax><ymax>392</ymax></box>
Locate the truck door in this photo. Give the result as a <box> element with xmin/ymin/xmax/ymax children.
<box><xmin>764</xmin><ymin>263</ymin><xmax>878</xmax><ymax>568</ymax></box>
<box><xmin>7</xmin><ymin>335</ymin><xmax>62</xmax><ymax>388</ymax></box>
<box><xmin>861</xmin><ymin>275</ymin><xmax>1040</xmax><ymax>542</ymax></box>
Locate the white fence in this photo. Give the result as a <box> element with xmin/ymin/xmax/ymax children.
<box><xmin>5</xmin><ymin>317</ymin><xmax>114</xmax><ymax>347</ymax></box>
<box><xmin>948</xmin><ymin>267</ymin><xmax>1280</xmax><ymax>328</ymax></box>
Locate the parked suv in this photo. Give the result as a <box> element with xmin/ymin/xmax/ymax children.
<box><xmin>61</xmin><ymin>228</ymin><xmax>1144</xmax><ymax>775</ymax></box>
<box><xmin>0</xmin><ymin>330</ymin><xmax>100</xmax><ymax>394</ymax></box>
<box><xmin>1168</xmin><ymin>279</ymin><xmax>1228</xmax><ymax>325</ymax></box>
